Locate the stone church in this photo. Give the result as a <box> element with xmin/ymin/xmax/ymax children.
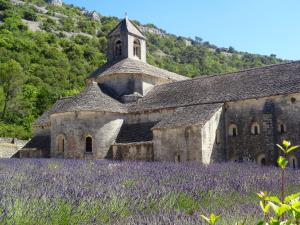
<box><xmin>21</xmin><ymin>17</ymin><xmax>300</xmax><ymax>168</ymax></box>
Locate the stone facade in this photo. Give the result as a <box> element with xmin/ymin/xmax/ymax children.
<box><xmin>50</xmin><ymin>112</ymin><xmax>123</xmax><ymax>159</ymax></box>
<box><xmin>224</xmin><ymin>94</ymin><xmax>300</xmax><ymax>167</ymax></box>
<box><xmin>107</xmin><ymin>17</ymin><xmax>146</xmax><ymax>62</ymax></box>
<box><xmin>20</xmin><ymin>17</ymin><xmax>300</xmax><ymax>168</ymax></box>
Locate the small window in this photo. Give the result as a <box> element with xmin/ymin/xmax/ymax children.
<box><xmin>289</xmin><ymin>156</ymin><xmax>298</xmax><ymax>169</ymax></box>
<box><xmin>133</xmin><ymin>39</ymin><xmax>141</xmax><ymax>59</ymax></box>
<box><xmin>115</xmin><ymin>40</ymin><xmax>122</xmax><ymax>56</ymax></box>
<box><xmin>215</xmin><ymin>129</ymin><xmax>220</xmax><ymax>144</ymax></box>
<box><xmin>291</xmin><ymin>97</ymin><xmax>296</xmax><ymax>103</ymax></box>
<box><xmin>257</xmin><ymin>154</ymin><xmax>267</xmax><ymax>166</ymax></box>
<box><xmin>229</xmin><ymin>123</ymin><xmax>238</xmax><ymax>137</ymax></box>
<box><xmin>57</xmin><ymin>135</ymin><xmax>65</xmax><ymax>153</ymax></box>
<box><xmin>261</xmin><ymin>158</ymin><xmax>266</xmax><ymax>166</ymax></box>
<box><xmin>251</xmin><ymin>122</ymin><xmax>260</xmax><ymax>135</ymax></box>
<box><xmin>175</xmin><ymin>154</ymin><xmax>181</xmax><ymax>162</ymax></box>
<box><xmin>278</xmin><ymin>122</ymin><xmax>287</xmax><ymax>134</ymax></box>
<box><xmin>86</xmin><ymin>136</ymin><xmax>93</xmax><ymax>153</ymax></box>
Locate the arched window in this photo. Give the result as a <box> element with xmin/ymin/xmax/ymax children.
<box><xmin>289</xmin><ymin>156</ymin><xmax>298</xmax><ymax>169</ymax></box>
<box><xmin>115</xmin><ymin>40</ymin><xmax>122</xmax><ymax>56</ymax></box>
<box><xmin>257</xmin><ymin>154</ymin><xmax>267</xmax><ymax>166</ymax></box>
<box><xmin>251</xmin><ymin>122</ymin><xmax>260</xmax><ymax>135</ymax></box>
<box><xmin>86</xmin><ymin>136</ymin><xmax>93</xmax><ymax>153</ymax></box>
<box><xmin>57</xmin><ymin>134</ymin><xmax>65</xmax><ymax>153</ymax></box>
<box><xmin>133</xmin><ymin>39</ymin><xmax>141</xmax><ymax>59</ymax></box>
<box><xmin>277</xmin><ymin>122</ymin><xmax>287</xmax><ymax>134</ymax></box>
<box><xmin>215</xmin><ymin>129</ymin><xmax>220</xmax><ymax>144</ymax></box>
<box><xmin>229</xmin><ymin>123</ymin><xmax>238</xmax><ymax>137</ymax></box>
<box><xmin>175</xmin><ymin>153</ymin><xmax>181</xmax><ymax>162</ymax></box>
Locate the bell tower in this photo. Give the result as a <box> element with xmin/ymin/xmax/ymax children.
<box><xmin>107</xmin><ymin>16</ymin><xmax>147</xmax><ymax>62</ymax></box>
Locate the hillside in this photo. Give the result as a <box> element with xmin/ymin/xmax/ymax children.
<box><xmin>0</xmin><ymin>0</ymin><xmax>284</xmax><ymax>139</ymax></box>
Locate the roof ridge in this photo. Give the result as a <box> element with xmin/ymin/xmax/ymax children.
<box><xmin>125</xmin><ymin>17</ymin><xmax>146</xmax><ymax>39</ymax></box>
<box><xmin>153</xmin><ymin>60</ymin><xmax>297</xmax><ymax>89</ymax></box>
<box><xmin>108</xmin><ymin>17</ymin><xmax>145</xmax><ymax>39</ymax></box>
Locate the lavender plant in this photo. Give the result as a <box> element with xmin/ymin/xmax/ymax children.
<box><xmin>201</xmin><ymin>140</ymin><xmax>300</xmax><ymax>225</ymax></box>
<box><xmin>0</xmin><ymin>152</ymin><xmax>299</xmax><ymax>224</ymax></box>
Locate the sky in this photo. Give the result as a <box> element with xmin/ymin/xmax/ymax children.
<box><xmin>64</xmin><ymin>0</ymin><xmax>300</xmax><ymax>60</ymax></box>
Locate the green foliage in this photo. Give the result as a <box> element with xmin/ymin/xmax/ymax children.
<box><xmin>23</xmin><ymin>8</ymin><xmax>38</xmax><ymax>21</ymax></box>
<box><xmin>0</xmin><ymin>0</ymin><xmax>283</xmax><ymax>139</ymax></box>
<box><xmin>200</xmin><ymin>214</ymin><xmax>222</xmax><ymax>225</ymax></box>
<box><xmin>201</xmin><ymin>140</ymin><xmax>300</xmax><ymax>225</ymax></box>
<box><xmin>0</xmin><ymin>0</ymin><xmax>11</xmax><ymax>10</ymax></box>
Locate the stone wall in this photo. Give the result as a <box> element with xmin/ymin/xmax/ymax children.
<box><xmin>0</xmin><ymin>138</ymin><xmax>28</xmax><ymax>158</ymax></box>
<box><xmin>225</xmin><ymin>94</ymin><xmax>300</xmax><ymax>166</ymax></box>
<box><xmin>19</xmin><ymin>126</ymin><xmax>51</xmax><ymax>158</ymax></box>
<box><xmin>201</xmin><ymin>107</ymin><xmax>224</xmax><ymax>164</ymax></box>
<box><xmin>108</xmin><ymin>34</ymin><xmax>128</xmax><ymax>61</ymax></box>
<box><xmin>127</xmin><ymin>34</ymin><xmax>146</xmax><ymax>62</ymax></box>
<box><xmin>126</xmin><ymin>108</ymin><xmax>175</xmax><ymax>124</ymax></box>
<box><xmin>108</xmin><ymin>33</ymin><xmax>146</xmax><ymax>63</ymax></box>
<box><xmin>153</xmin><ymin>125</ymin><xmax>202</xmax><ymax>162</ymax></box>
<box><xmin>50</xmin><ymin>111</ymin><xmax>124</xmax><ymax>159</ymax></box>
<box><xmin>0</xmin><ymin>144</ymin><xmax>18</xmax><ymax>158</ymax></box>
<box><xmin>111</xmin><ymin>142</ymin><xmax>153</xmax><ymax>161</ymax></box>
<box><xmin>96</xmin><ymin>73</ymin><xmax>168</xmax><ymax>97</ymax></box>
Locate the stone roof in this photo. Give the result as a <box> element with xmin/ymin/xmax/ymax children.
<box><xmin>22</xmin><ymin>135</ymin><xmax>51</xmax><ymax>152</ymax></box>
<box><xmin>108</xmin><ymin>17</ymin><xmax>146</xmax><ymax>40</ymax></box>
<box><xmin>116</xmin><ymin>122</ymin><xmax>158</xmax><ymax>143</ymax></box>
<box><xmin>132</xmin><ymin>61</ymin><xmax>300</xmax><ymax>112</ymax></box>
<box><xmin>34</xmin><ymin>97</ymin><xmax>70</xmax><ymax>126</ymax></box>
<box><xmin>35</xmin><ymin>82</ymin><xmax>126</xmax><ymax>126</ymax></box>
<box><xmin>153</xmin><ymin>103</ymin><xmax>223</xmax><ymax>130</ymax></box>
<box><xmin>52</xmin><ymin>82</ymin><xmax>127</xmax><ymax>114</ymax></box>
<box><xmin>88</xmin><ymin>57</ymin><xmax>188</xmax><ymax>81</ymax></box>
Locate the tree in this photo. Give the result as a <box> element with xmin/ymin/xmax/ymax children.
<box><xmin>228</xmin><ymin>46</ymin><xmax>236</xmax><ymax>53</ymax></box>
<box><xmin>0</xmin><ymin>60</ymin><xmax>25</xmax><ymax>120</ymax></box>
<box><xmin>23</xmin><ymin>9</ymin><xmax>38</xmax><ymax>21</ymax></box>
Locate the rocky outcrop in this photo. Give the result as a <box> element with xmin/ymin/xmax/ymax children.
<box><xmin>46</xmin><ymin>0</ymin><xmax>62</xmax><ymax>6</ymax></box>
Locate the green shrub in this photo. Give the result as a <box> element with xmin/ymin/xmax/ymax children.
<box><xmin>201</xmin><ymin>140</ymin><xmax>300</xmax><ymax>225</ymax></box>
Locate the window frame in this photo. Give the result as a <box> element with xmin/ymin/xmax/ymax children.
<box><xmin>133</xmin><ymin>39</ymin><xmax>141</xmax><ymax>59</ymax></box>
<box><xmin>229</xmin><ymin>123</ymin><xmax>238</xmax><ymax>137</ymax></box>
<box><xmin>251</xmin><ymin>122</ymin><xmax>260</xmax><ymax>135</ymax></box>
<box><xmin>85</xmin><ymin>136</ymin><xmax>93</xmax><ymax>153</ymax></box>
<box><xmin>115</xmin><ymin>40</ymin><xmax>122</xmax><ymax>57</ymax></box>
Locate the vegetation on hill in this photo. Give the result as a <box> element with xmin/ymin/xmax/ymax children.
<box><xmin>0</xmin><ymin>0</ymin><xmax>284</xmax><ymax>139</ymax></box>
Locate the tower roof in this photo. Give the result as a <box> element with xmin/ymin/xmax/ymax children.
<box><xmin>108</xmin><ymin>17</ymin><xmax>146</xmax><ymax>40</ymax></box>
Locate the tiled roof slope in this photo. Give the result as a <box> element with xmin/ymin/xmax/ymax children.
<box><xmin>35</xmin><ymin>82</ymin><xmax>126</xmax><ymax>126</ymax></box>
<box><xmin>153</xmin><ymin>103</ymin><xmax>223</xmax><ymax>130</ymax></box>
<box><xmin>108</xmin><ymin>17</ymin><xmax>146</xmax><ymax>39</ymax></box>
<box><xmin>132</xmin><ymin>61</ymin><xmax>300</xmax><ymax>112</ymax></box>
<box><xmin>88</xmin><ymin>58</ymin><xmax>188</xmax><ymax>81</ymax></box>
<box><xmin>52</xmin><ymin>82</ymin><xmax>127</xmax><ymax>114</ymax></box>
<box><xmin>116</xmin><ymin>122</ymin><xmax>158</xmax><ymax>143</ymax></box>
<box><xmin>22</xmin><ymin>135</ymin><xmax>51</xmax><ymax>152</ymax></box>
<box><xmin>34</xmin><ymin>97</ymin><xmax>71</xmax><ymax>126</ymax></box>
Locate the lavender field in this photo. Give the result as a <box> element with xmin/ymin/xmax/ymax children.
<box><xmin>0</xmin><ymin>159</ymin><xmax>299</xmax><ymax>225</ymax></box>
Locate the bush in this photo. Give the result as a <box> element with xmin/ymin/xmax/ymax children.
<box><xmin>0</xmin><ymin>0</ymin><xmax>11</xmax><ymax>10</ymax></box>
<box><xmin>0</xmin><ymin>122</ymin><xmax>32</xmax><ymax>140</ymax></box>
<box><xmin>23</xmin><ymin>10</ymin><xmax>38</xmax><ymax>21</ymax></box>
